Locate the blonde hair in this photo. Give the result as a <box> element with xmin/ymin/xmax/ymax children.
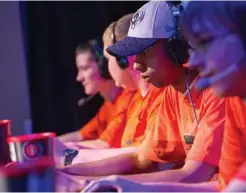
<box><xmin>103</xmin><ymin>13</ymin><xmax>134</xmax><ymax>45</ymax></box>
<box><xmin>179</xmin><ymin>1</ymin><xmax>246</xmax><ymax>47</ymax></box>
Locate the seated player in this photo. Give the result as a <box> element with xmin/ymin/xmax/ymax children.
<box><xmin>54</xmin><ymin>40</ymin><xmax>137</xmax><ymax>165</ymax></box>
<box><xmin>58</xmin><ymin>40</ymin><xmax>132</xmax><ymax>145</ymax></box>
<box><xmin>99</xmin><ymin>14</ymin><xmax>164</xmax><ymax>148</ymax></box>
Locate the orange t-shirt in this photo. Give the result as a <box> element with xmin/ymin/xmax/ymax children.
<box><xmin>121</xmin><ymin>86</ymin><xmax>164</xmax><ymax>147</ymax></box>
<box><xmin>100</xmin><ymin>86</ymin><xmax>164</xmax><ymax>148</ymax></box>
<box><xmin>140</xmin><ymin>85</ymin><xmax>225</xmax><ymax>168</ymax></box>
<box><xmin>218</xmin><ymin>97</ymin><xmax>246</xmax><ymax>189</ymax></box>
<box><xmin>80</xmin><ymin>89</ymin><xmax>136</xmax><ymax>140</ymax></box>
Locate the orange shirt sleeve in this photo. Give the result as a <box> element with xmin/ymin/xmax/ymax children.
<box><xmin>99</xmin><ymin>89</ymin><xmax>136</xmax><ymax>148</ymax></box>
<box><xmin>79</xmin><ymin>102</ymin><xmax>109</xmax><ymax>140</ymax></box>
<box><xmin>120</xmin><ymin>92</ymin><xmax>143</xmax><ymax>147</ymax></box>
<box><xmin>132</xmin><ymin>87</ymin><xmax>164</xmax><ymax>145</ymax></box>
<box><xmin>186</xmin><ymin>88</ymin><xmax>226</xmax><ymax>167</ymax></box>
<box><xmin>99</xmin><ymin>110</ymin><xmax>127</xmax><ymax>148</ymax></box>
<box><xmin>218</xmin><ymin>97</ymin><xmax>246</xmax><ymax>189</ymax></box>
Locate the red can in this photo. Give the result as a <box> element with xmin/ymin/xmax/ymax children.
<box><xmin>0</xmin><ymin>157</ymin><xmax>55</xmax><ymax>191</ymax></box>
<box><xmin>0</xmin><ymin>120</ymin><xmax>11</xmax><ymax>165</ymax></box>
<box><xmin>8</xmin><ymin>132</ymin><xmax>56</xmax><ymax>162</ymax></box>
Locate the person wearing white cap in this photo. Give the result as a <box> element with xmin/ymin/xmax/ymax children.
<box><xmin>59</xmin><ymin>1</ymin><xmax>226</xmax><ymax>191</ymax></box>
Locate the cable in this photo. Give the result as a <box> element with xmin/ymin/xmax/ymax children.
<box><xmin>185</xmin><ymin>69</ymin><xmax>200</xmax><ymax>128</ymax></box>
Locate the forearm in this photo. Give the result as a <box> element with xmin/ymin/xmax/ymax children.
<box><xmin>58</xmin><ymin>131</ymin><xmax>82</xmax><ymax>143</ymax></box>
<box><xmin>124</xmin><ymin>166</ymin><xmax>213</xmax><ymax>183</ymax></box>
<box><xmin>73</xmin><ymin>139</ymin><xmax>110</xmax><ymax>149</ymax></box>
<box><xmin>71</xmin><ymin>147</ymin><xmax>138</xmax><ymax>165</ymax></box>
<box><xmin>143</xmin><ymin>181</ymin><xmax>218</xmax><ymax>192</ymax></box>
<box><xmin>61</xmin><ymin>153</ymin><xmax>145</xmax><ymax>176</ymax></box>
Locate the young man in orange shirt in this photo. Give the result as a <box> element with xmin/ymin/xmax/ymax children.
<box><xmin>54</xmin><ymin>40</ymin><xmax>137</xmax><ymax>166</ymax></box>
<box><xmin>58</xmin><ymin>40</ymin><xmax>134</xmax><ymax>144</ymax></box>
<box><xmin>60</xmin><ymin>2</ymin><xmax>225</xmax><ymax>191</ymax></box>
<box><xmin>98</xmin><ymin>15</ymin><xmax>164</xmax><ymax>149</ymax></box>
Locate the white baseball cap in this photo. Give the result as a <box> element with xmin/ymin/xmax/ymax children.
<box><xmin>107</xmin><ymin>1</ymin><xmax>179</xmax><ymax>57</ymax></box>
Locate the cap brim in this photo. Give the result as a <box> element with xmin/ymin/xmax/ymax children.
<box><xmin>106</xmin><ymin>37</ymin><xmax>157</xmax><ymax>57</ymax></box>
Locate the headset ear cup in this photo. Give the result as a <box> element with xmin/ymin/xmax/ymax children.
<box><xmin>165</xmin><ymin>2</ymin><xmax>190</xmax><ymax>67</ymax></box>
<box><xmin>166</xmin><ymin>38</ymin><xmax>189</xmax><ymax>67</ymax></box>
<box><xmin>89</xmin><ymin>39</ymin><xmax>112</xmax><ymax>80</ymax></box>
<box><xmin>99</xmin><ymin>56</ymin><xmax>112</xmax><ymax>80</ymax></box>
<box><xmin>175</xmin><ymin>38</ymin><xmax>190</xmax><ymax>65</ymax></box>
<box><xmin>102</xmin><ymin>58</ymin><xmax>112</xmax><ymax>79</ymax></box>
<box><xmin>96</xmin><ymin>57</ymin><xmax>112</xmax><ymax>80</ymax></box>
<box><xmin>166</xmin><ymin>40</ymin><xmax>178</xmax><ymax>66</ymax></box>
<box><xmin>117</xmin><ymin>57</ymin><xmax>129</xmax><ymax>70</ymax></box>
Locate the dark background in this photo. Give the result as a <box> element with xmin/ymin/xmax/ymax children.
<box><xmin>20</xmin><ymin>1</ymin><xmax>146</xmax><ymax>135</ymax></box>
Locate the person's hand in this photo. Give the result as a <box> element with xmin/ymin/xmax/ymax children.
<box><xmin>81</xmin><ymin>175</ymin><xmax>148</xmax><ymax>192</ymax></box>
<box><xmin>56</xmin><ymin>171</ymin><xmax>89</xmax><ymax>192</ymax></box>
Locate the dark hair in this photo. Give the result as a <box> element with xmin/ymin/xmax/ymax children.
<box><xmin>75</xmin><ymin>40</ymin><xmax>111</xmax><ymax>79</ymax></box>
<box><xmin>75</xmin><ymin>40</ymin><xmax>99</xmax><ymax>62</ymax></box>
<box><xmin>179</xmin><ymin>1</ymin><xmax>246</xmax><ymax>48</ymax></box>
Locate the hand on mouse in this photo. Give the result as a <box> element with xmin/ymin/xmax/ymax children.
<box><xmin>56</xmin><ymin>171</ymin><xmax>89</xmax><ymax>192</ymax></box>
<box><xmin>81</xmin><ymin>175</ymin><xmax>147</xmax><ymax>192</ymax></box>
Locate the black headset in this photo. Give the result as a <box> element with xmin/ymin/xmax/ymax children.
<box><xmin>166</xmin><ymin>2</ymin><xmax>199</xmax><ymax>146</ymax></box>
<box><xmin>111</xmin><ymin>22</ymin><xmax>130</xmax><ymax>70</ymax></box>
<box><xmin>165</xmin><ymin>1</ymin><xmax>190</xmax><ymax>67</ymax></box>
<box><xmin>88</xmin><ymin>39</ymin><xmax>112</xmax><ymax>79</ymax></box>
